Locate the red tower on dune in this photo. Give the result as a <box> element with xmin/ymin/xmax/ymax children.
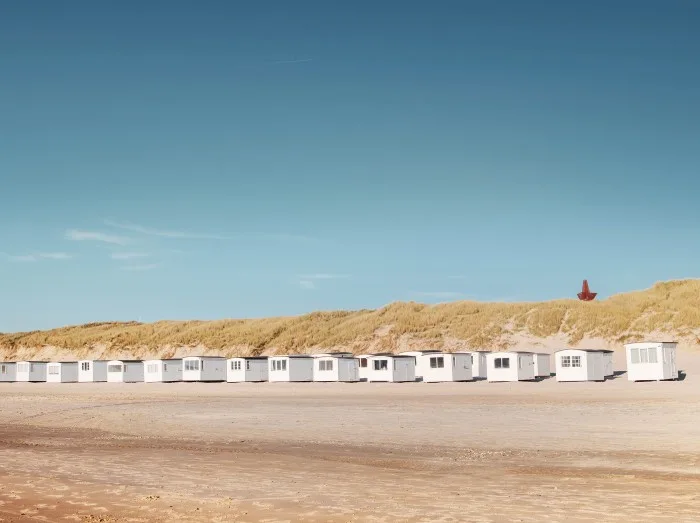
<box><xmin>577</xmin><ymin>280</ymin><xmax>597</xmax><ymax>301</ymax></box>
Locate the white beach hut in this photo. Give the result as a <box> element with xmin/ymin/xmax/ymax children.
<box><xmin>486</xmin><ymin>352</ymin><xmax>535</xmax><ymax>382</ymax></box>
<box><xmin>625</xmin><ymin>342</ymin><xmax>678</xmax><ymax>382</ymax></box>
<box><xmin>555</xmin><ymin>349</ymin><xmax>606</xmax><ymax>382</ymax></box>
<box><xmin>601</xmin><ymin>350</ymin><xmax>614</xmax><ymax>377</ymax></box>
<box><xmin>420</xmin><ymin>352</ymin><xmax>473</xmax><ymax>383</ymax></box>
<box><xmin>107</xmin><ymin>360</ymin><xmax>144</xmax><ymax>383</ymax></box>
<box><xmin>144</xmin><ymin>359</ymin><xmax>182</xmax><ymax>383</ymax></box>
<box><xmin>367</xmin><ymin>354</ymin><xmax>416</xmax><ymax>383</ymax></box>
<box><xmin>468</xmin><ymin>351</ymin><xmax>491</xmax><ymax>379</ymax></box>
<box><xmin>16</xmin><ymin>361</ymin><xmax>48</xmax><ymax>382</ymax></box>
<box><xmin>78</xmin><ymin>360</ymin><xmax>109</xmax><ymax>382</ymax></box>
<box><xmin>46</xmin><ymin>362</ymin><xmax>79</xmax><ymax>383</ymax></box>
<box><xmin>356</xmin><ymin>354</ymin><xmax>373</xmax><ymax>382</ymax></box>
<box><xmin>533</xmin><ymin>353</ymin><xmax>552</xmax><ymax>378</ymax></box>
<box><xmin>398</xmin><ymin>350</ymin><xmax>442</xmax><ymax>381</ymax></box>
<box><xmin>227</xmin><ymin>357</ymin><xmax>269</xmax><ymax>382</ymax></box>
<box><xmin>182</xmin><ymin>356</ymin><xmax>226</xmax><ymax>382</ymax></box>
<box><xmin>312</xmin><ymin>352</ymin><xmax>359</xmax><ymax>382</ymax></box>
<box><xmin>0</xmin><ymin>362</ymin><xmax>16</xmax><ymax>382</ymax></box>
<box><xmin>268</xmin><ymin>355</ymin><xmax>314</xmax><ymax>382</ymax></box>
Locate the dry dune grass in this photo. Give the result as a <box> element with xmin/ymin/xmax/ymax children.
<box><xmin>1</xmin><ymin>279</ymin><xmax>699</xmax><ymax>359</ymax></box>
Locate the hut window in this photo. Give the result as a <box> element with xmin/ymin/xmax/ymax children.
<box><xmin>48</xmin><ymin>366</ymin><xmax>59</xmax><ymax>375</ymax></box>
<box><xmin>359</xmin><ymin>358</ymin><xmax>368</xmax><ymax>368</ymax></box>
<box><xmin>231</xmin><ymin>361</ymin><xmax>241</xmax><ymax>371</ymax></box>
<box><xmin>373</xmin><ymin>359</ymin><xmax>388</xmax><ymax>371</ymax></box>
<box><xmin>494</xmin><ymin>357</ymin><xmax>510</xmax><ymax>369</ymax></box>
<box><xmin>648</xmin><ymin>348</ymin><xmax>658</xmax><ymax>364</ymax></box>
<box><xmin>164</xmin><ymin>363</ymin><xmax>168</xmax><ymax>371</ymax></box>
<box><xmin>1</xmin><ymin>365</ymin><xmax>5</xmax><ymax>374</ymax></box>
<box><xmin>319</xmin><ymin>360</ymin><xmax>334</xmax><ymax>371</ymax></box>
<box><xmin>246</xmin><ymin>361</ymin><xmax>250</xmax><ymax>370</ymax></box>
<box><xmin>571</xmin><ymin>356</ymin><xmax>581</xmax><ymax>367</ymax></box>
<box><xmin>272</xmin><ymin>359</ymin><xmax>287</xmax><ymax>371</ymax></box>
<box><xmin>640</xmin><ymin>348</ymin><xmax>649</xmax><ymax>363</ymax></box>
<box><xmin>185</xmin><ymin>360</ymin><xmax>200</xmax><ymax>371</ymax></box>
<box><xmin>630</xmin><ymin>348</ymin><xmax>640</xmax><ymax>364</ymax></box>
<box><xmin>81</xmin><ymin>362</ymin><xmax>91</xmax><ymax>371</ymax></box>
<box><xmin>147</xmin><ymin>364</ymin><xmax>158</xmax><ymax>373</ymax></box>
<box><xmin>17</xmin><ymin>363</ymin><xmax>29</xmax><ymax>373</ymax></box>
<box><xmin>108</xmin><ymin>364</ymin><xmax>122</xmax><ymax>373</ymax></box>
<box><xmin>430</xmin><ymin>356</ymin><xmax>444</xmax><ymax>369</ymax></box>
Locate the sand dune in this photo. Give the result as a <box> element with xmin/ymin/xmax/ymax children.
<box><xmin>1</xmin><ymin>280</ymin><xmax>699</xmax><ymax>362</ymax></box>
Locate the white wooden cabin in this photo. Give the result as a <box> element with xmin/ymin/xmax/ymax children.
<box><xmin>16</xmin><ymin>361</ymin><xmax>48</xmax><ymax>382</ymax></box>
<box><xmin>397</xmin><ymin>350</ymin><xmax>441</xmax><ymax>381</ymax></box>
<box><xmin>533</xmin><ymin>353</ymin><xmax>551</xmax><ymax>378</ymax></box>
<box><xmin>144</xmin><ymin>359</ymin><xmax>182</xmax><ymax>382</ymax></box>
<box><xmin>356</xmin><ymin>354</ymin><xmax>373</xmax><ymax>382</ymax></box>
<box><xmin>625</xmin><ymin>342</ymin><xmax>678</xmax><ymax>382</ymax></box>
<box><xmin>0</xmin><ymin>362</ymin><xmax>16</xmax><ymax>382</ymax></box>
<box><xmin>312</xmin><ymin>352</ymin><xmax>359</xmax><ymax>382</ymax></box>
<box><xmin>78</xmin><ymin>360</ymin><xmax>108</xmax><ymax>382</ymax></box>
<box><xmin>367</xmin><ymin>354</ymin><xmax>415</xmax><ymax>383</ymax></box>
<box><xmin>468</xmin><ymin>351</ymin><xmax>491</xmax><ymax>379</ymax></box>
<box><xmin>420</xmin><ymin>352</ymin><xmax>473</xmax><ymax>383</ymax></box>
<box><xmin>486</xmin><ymin>352</ymin><xmax>535</xmax><ymax>382</ymax></box>
<box><xmin>227</xmin><ymin>357</ymin><xmax>269</xmax><ymax>382</ymax></box>
<box><xmin>268</xmin><ymin>355</ymin><xmax>314</xmax><ymax>382</ymax></box>
<box><xmin>46</xmin><ymin>362</ymin><xmax>79</xmax><ymax>383</ymax></box>
<box><xmin>107</xmin><ymin>360</ymin><xmax>144</xmax><ymax>383</ymax></box>
<box><xmin>182</xmin><ymin>356</ymin><xmax>226</xmax><ymax>382</ymax></box>
<box><xmin>555</xmin><ymin>349</ymin><xmax>606</xmax><ymax>382</ymax></box>
<box><xmin>601</xmin><ymin>350</ymin><xmax>614</xmax><ymax>377</ymax></box>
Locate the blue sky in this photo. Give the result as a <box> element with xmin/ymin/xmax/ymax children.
<box><xmin>1</xmin><ymin>1</ymin><xmax>699</xmax><ymax>332</ymax></box>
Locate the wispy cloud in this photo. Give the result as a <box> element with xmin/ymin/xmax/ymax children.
<box><xmin>37</xmin><ymin>252</ymin><xmax>73</xmax><ymax>260</ymax></box>
<box><xmin>2</xmin><ymin>252</ymin><xmax>73</xmax><ymax>262</ymax></box>
<box><xmin>110</xmin><ymin>252</ymin><xmax>150</xmax><ymax>260</ymax></box>
<box><xmin>104</xmin><ymin>220</ymin><xmax>231</xmax><ymax>240</ymax></box>
<box><xmin>299</xmin><ymin>279</ymin><xmax>316</xmax><ymax>290</ymax></box>
<box><xmin>104</xmin><ymin>219</ymin><xmax>316</xmax><ymax>243</ymax></box>
<box><xmin>413</xmin><ymin>291</ymin><xmax>466</xmax><ymax>299</ymax></box>
<box><xmin>271</xmin><ymin>58</ymin><xmax>313</xmax><ymax>64</ymax></box>
<box><xmin>298</xmin><ymin>273</ymin><xmax>350</xmax><ymax>280</ymax></box>
<box><xmin>119</xmin><ymin>263</ymin><xmax>160</xmax><ymax>271</ymax></box>
<box><xmin>66</xmin><ymin>229</ymin><xmax>130</xmax><ymax>245</ymax></box>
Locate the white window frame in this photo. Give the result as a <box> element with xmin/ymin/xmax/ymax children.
<box><xmin>571</xmin><ymin>356</ymin><xmax>581</xmax><ymax>368</ymax></box>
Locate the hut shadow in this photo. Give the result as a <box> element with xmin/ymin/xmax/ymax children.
<box><xmin>534</xmin><ymin>375</ymin><xmax>553</xmax><ymax>382</ymax></box>
<box><xmin>605</xmin><ymin>371</ymin><xmax>627</xmax><ymax>381</ymax></box>
<box><xmin>678</xmin><ymin>370</ymin><xmax>687</xmax><ymax>381</ymax></box>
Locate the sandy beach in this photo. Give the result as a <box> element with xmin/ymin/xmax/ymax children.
<box><xmin>0</xmin><ymin>351</ymin><xmax>699</xmax><ymax>522</ymax></box>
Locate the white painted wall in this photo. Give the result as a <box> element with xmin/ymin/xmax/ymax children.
<box><xmin>469</xmin><ymin>351</ymin><xmax>491</xmax><ymax>378</ymax></box>
<box><xmin>16</xmin><ymin>362</ymin><xmax>47</xmax><ymax>382</ymax></box>
<box><xmin>182</xmin><ymin>357</ymin><xmax>226</xmax><ymax>382</ymax></box>
<box><xmin>367</xmin><ymin>356</ymin><xmax>415</xmax><ymax>382</ymax></box>
<box><xmin>144</xmin><ymin>359</ymin><xmax>182</xmax><ymax>382</ymax></box>
<box><xmin>227</xmin><ymin>358</ymin><xmax>269</xmax><ymax>382</ymax></box>
<box><xmin>46</xmin><ymin>362</ymin><xmax>79</xmax><ymax>383</ymax></box>
<box><xmin>486</xmin><ymin>352</ymin><xmax>535</xmax><ymax>382</ymax></box>
<box><xmin>0</xmin><ymin>362</ymin><xmax>16</xmax><ymax>382</ymax></box>
<box><xmin>107</xmin><ymin>360</ymin><xmax>144</xmax><ymax>383</ymax></box>
<box><xmin>356</xmin><ymin>355</ymin><xmax>372</xmax><ymax>381</ymax></box>
<box><xmin>269</xmin><ymin>356</ymin><xmax>314</xmax><ymax>382</ymax></box>
<box><xmin>78</xmin><ymin>360</ymin><xmax>109</xmax><ymax>382</ymax></box>
<box><xmin>533</xmin><ymin>353</ymin><xmax>551</xmax><ymax>377</ymax></box>
<box><xmin>421</xmin><ymin>353</ymin><xmax>473</xmax><ymax>382</ymax></box>
<box><xmin>313</xmin><ymin>356</ymin><xmax>359</xmax><ymax>382</ymax></box>
<box><xmin>555</xmin><ymin>350</ymin><xmax>605</xmax><ymax>382</ymax></box>
<box><xmin>625</xmin><ymin>342</ymin><xmax>678</xmax><ymax>382</ymax></box>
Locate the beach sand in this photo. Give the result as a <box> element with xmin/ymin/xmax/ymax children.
<box><xmin>0</xmin><ymin>350</ymin><xmax>699</xmax><ymax>522</ymax></box>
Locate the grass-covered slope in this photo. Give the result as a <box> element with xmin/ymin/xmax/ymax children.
<box><xmin>1</xmin><ymin>279</ymin><xmax>698</xmax><ymax>360</ymax></box>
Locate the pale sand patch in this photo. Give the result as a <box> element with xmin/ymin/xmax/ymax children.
<box><xmin>0</xmin><ymin>353</ymin><xmax>699</xmax><ymax>521</ymax></box>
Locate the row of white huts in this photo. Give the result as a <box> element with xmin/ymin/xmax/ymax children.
<box><xmin>0</xmin><ymin>342</ymin><xmax>677</xmax><ymax>383</ymax></box>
